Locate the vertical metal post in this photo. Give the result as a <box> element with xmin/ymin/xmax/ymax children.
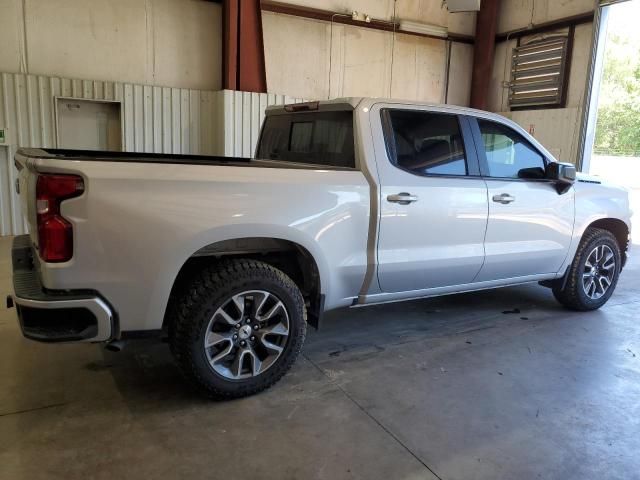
<box><xmin>469</xmin><ymin>0</ymin><xmax>500</xmax><ymax>110</ymax></box>
<box><xmin>238</xmin><ymin>0</ymin><xmax>267</xmax><ymax>93</ymax></box>
<box><xmin>223</xmin><ymin>0</ymin><xmax>267</xmax><ymax>93</ymax></box>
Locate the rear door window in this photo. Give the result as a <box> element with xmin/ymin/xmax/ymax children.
<box><xmin>257</xmin><ymin>111</ymin><xmax>355</xmax><ymax>168</ymax></box>
<box><xmin>382</xmin><ymin>109</ymin><xmax>468</xmax><ymax>176</ymax></box>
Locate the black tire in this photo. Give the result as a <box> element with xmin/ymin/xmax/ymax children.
<box><xmin>169</xmin><ymin>259</ymin><xmax>306</xmax><ymax>399</ymax></box>
<box><xmin>553</xmin><ymin>227</ymin><xmax>621</xmax><ymax>311</ymax></box>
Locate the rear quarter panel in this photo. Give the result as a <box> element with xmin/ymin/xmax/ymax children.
<box><xmin>30</xmin><ymin>158</ymin><xmax>370</xmax><ymax>331</ymax></box>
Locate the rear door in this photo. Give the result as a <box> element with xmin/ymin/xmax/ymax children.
<box><xmin>372</xmin><ymin>104</ymin><xmax>489</xmax><ymax>293</ymax></box>
<box><xmin>470</xmin><ymin>117</ymin><xmax>574</xmax><ymax>281</ymax></box>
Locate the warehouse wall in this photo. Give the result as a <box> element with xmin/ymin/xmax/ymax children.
<box><xmin>0</xmin><ymin>0</ymin><xmax>222</xmax><ymax>91</ymax></box>
<box><xmin>496</xmin><ymin>0</ymin><xmax>595</xmax><ymax>32</ymax></box>
<box><xmin>273</xmin><ymin>0</ymin><xmax>476</xmax><ymax>31</ymax></box>
<box><xmin>262</xmin><ymin>0</ymin><xmax>475</xmax><ymax>105</ymax></box>
<box><xmin>488</xmin><ymin>0</ymin><xmax>595</xmax><ymax>164</ymax></box>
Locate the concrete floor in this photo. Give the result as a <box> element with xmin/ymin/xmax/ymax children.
<box><xmin>1</xmin><ymin>235</ymin><xmax>639</xmax><ymax>480</ymax></box>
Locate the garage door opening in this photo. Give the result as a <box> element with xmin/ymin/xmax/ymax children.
<box><xmin>581</xmin><ymin>0</ymin><xmax>639</xmax><ymax>239</ymax></box>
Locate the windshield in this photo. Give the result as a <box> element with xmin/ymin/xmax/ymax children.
<box><xmin>257</xmin><ymin>111</ymin><xmax>355</xmax><ymax>168</ymax></box>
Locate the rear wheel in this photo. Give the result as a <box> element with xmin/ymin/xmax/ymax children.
<box><xmin>169</xmin><ymin>259</ymin><xmax>306</xmax><ymax>399</ymax></box>
<box><xmin>553</xmin><ymin>227</ymin><xmax>621</xmax><ymax>311</ymax></box>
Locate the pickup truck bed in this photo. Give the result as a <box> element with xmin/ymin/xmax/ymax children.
<box><xmin>14</xmin><ymin>139</ymin><xmax>370</xmax><ymax>339</ymax></box>
<box><xmin>17</xmin><ymin>148</ymin><xmax>355</xmax><ymax>169</ymax></box>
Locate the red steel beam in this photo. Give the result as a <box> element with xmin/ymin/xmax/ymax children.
<box><xmin>238</xmin><ymin>0</ymin><xmax>267</xmax><ymax>92</ymax></box>
<box><xmin>470</xmin><ymin>0</ymin><xmax>500</xmax><ymax>110</ymax></box>
<box><xmin>495</xmin><ymin>11</ymin><xmax>594</xmax><ymax>42</ymax></box>
<box><xmin>222</xmin><ymin>0</ymin><xmax>267</xmax><ymax>92</ymax></box>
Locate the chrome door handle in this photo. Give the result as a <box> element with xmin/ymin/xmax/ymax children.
<box><xmin>492</xmin><ymin>193</ymin><xmax>515</xmax><ymax>204</ymax></box>
<box><xmin>387</xmin><ymin>192</ymin><xmax>418</xmax><ymax>205</ymax></box>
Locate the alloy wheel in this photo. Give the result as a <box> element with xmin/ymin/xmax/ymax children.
<box><xmin>582</xmin><ymin>245</ymin><xmax>616</xmax><ymax>300</ymax></box>
<box><xmin>203</xmin><ymin>290</ymin><xmax>290</xmax><ymax>379</ymax></box>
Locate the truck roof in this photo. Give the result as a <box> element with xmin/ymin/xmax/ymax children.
<box><xmin>265</xmin><ymin>97</ymin><xmax>505</xmax><ymax>120</ymax></box>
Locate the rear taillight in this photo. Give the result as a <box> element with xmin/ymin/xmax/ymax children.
<box><xmin>36</xmin><ymin>174</ymin><xmax>84</xmax><ymax>263</ymax></box>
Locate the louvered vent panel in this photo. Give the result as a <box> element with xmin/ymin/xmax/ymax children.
<box><xmin>509</xmin><ymin>37</ymin><xmax>569</xmax><ymax>108</ymax></box>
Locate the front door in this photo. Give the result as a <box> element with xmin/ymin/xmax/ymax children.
<box><xmin>373</xmin><ymin>106</ymin><xmax>489</xmax><ymax>293</ymax></box>
<box><xmin>471</xmin><ymin>118</ymin><xmax>574</xmax><ymax>281</ymax></box>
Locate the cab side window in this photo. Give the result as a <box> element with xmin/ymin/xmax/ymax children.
<box><xmin>477</xmin><ymin>120</ymin><xmax>546</xmax><ymax>179</ymax></box>
<box><xmin>384</xmin><ymin>110</ymin><xmax>468</xmax><ymax>176</ymax></box>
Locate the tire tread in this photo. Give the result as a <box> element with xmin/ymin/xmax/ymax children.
<box><xmin>553</xmin><ymin>227</ymin><xmax>621</xmax><ymax>311</ymax></box>
<box><xmin>169</xmin><ymin>259</ymin><xmax>306</xmax><ymax>399</ymax></box>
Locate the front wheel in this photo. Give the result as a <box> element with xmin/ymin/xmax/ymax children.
<box><xmin>553</xmin><ymin>227</ymin><xmax>621</xmax><ymax>311</ymax></box>
<box><xmin>169</xmin><ymin>259</ymin><xmax>306</xmax><ymax>399</ymax></box>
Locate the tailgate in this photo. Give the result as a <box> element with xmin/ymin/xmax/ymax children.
<box><xmin>14</xmin><ymin>152</ymin><xmax>38</xmax><ymax>244</ymax></box>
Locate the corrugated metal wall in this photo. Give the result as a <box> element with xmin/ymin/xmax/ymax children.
<box><xmin>220</xmin><ymin>90</ymin><xmax>306</xmax><ymax>157</ymax></box>
<box><xmin>0</xmin><ymin>70</ymin><xmax>303</xmax><ymax>236</ymax></box>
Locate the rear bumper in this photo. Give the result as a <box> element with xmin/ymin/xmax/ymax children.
<box><xmin>10</xmin><ymin>235</ymin><xmax>115</xmax><ymax>343</ymax></box>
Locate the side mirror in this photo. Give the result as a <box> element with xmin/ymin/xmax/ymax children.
<box><xmin>518</xmin><ymin>166</ymin><xmax>546</xmax><ymax>179</ymax></box>
<box><xmin>546</xmin><ymin>162</ymin><xmax>576</xmax><ymax>194</ymax></box>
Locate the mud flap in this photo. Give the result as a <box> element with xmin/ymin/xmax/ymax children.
<box><xmin>307</xmin><ymin>294</ymin><xmax>325</xmax><ymax>330</ymax></box>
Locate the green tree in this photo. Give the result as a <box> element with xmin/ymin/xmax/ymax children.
<box><xmin>594</xmin><ymin>32</ymin><xmax>640</xmax><ymax>155</ymax></box>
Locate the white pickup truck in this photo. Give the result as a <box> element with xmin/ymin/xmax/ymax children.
<box><xmin>9</xmin><ymin>98</ymin><xmax>631</xmax><ymax>398</ymax></box>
